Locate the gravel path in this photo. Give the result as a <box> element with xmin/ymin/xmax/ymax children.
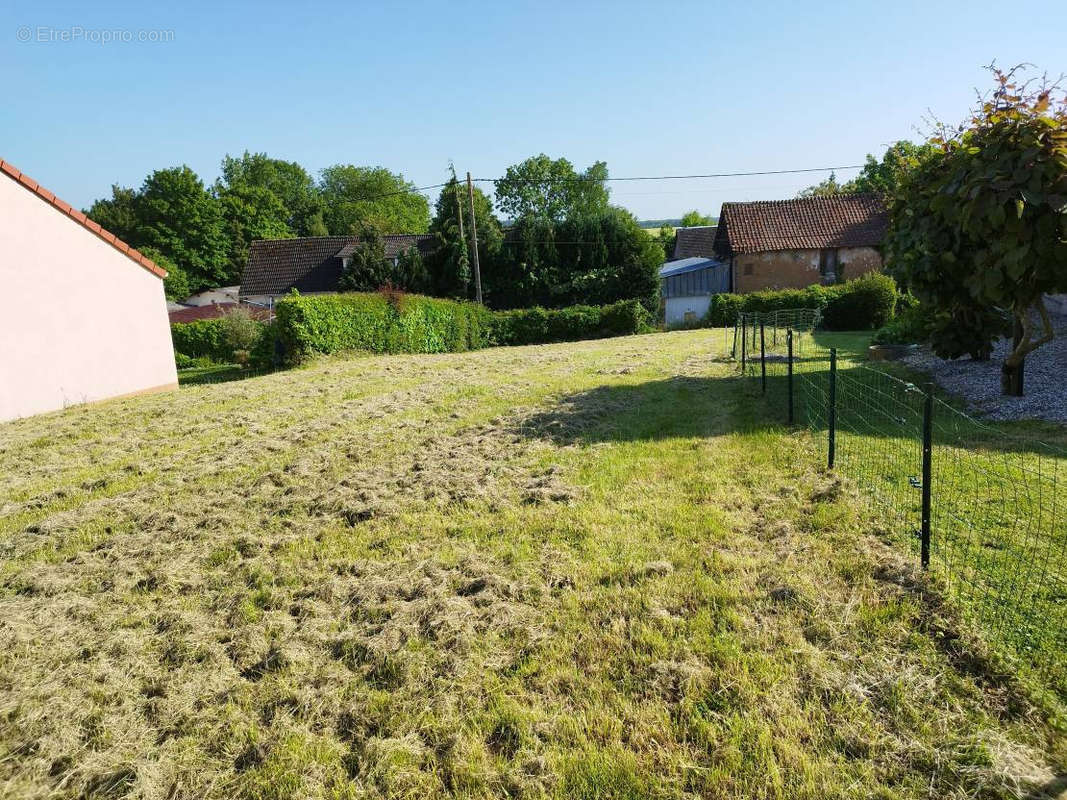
<box><xmin>902</xmin><ymin>313</ymin><xmax>1067</xmax><ymax>423</ymax></box>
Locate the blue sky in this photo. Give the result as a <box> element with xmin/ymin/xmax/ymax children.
<box><xmin>2</xmin><ymin>0</ymin><xmax>1064</xmax><ymax>220</ymax></box>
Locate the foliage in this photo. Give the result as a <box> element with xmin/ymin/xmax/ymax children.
<box><xmin>338</xmin><ymin>223</ymin><xmax>389</xmax><ymax>291</ymax></box>
<box><xmin>139</xmin><ymin>246</ymin><xmax>189</xmax><ymax>301</ymax></box>
<box><xmin>274</xmin><ymin>291</ymin><xmax>494</xmax><ymax>361</ymax></box>
<box><xmin>494</xmin><ymin>154</ymin><xmax>609</xmax><ymax>222</ymax></box>
<box><xmin>871</xmin><ymin>303</ymin><xmax>928</xmax><ymax>345</ymax></box>
<box><xmin>885</xmin><ymin>66</ymin><xmax>1067</xmax><ymax>377</ymax></box>
<box><xmin>707</xmin><ymin>273</ymin><xmax>899</xmax><ymax>330</ymax></box>
<box><xmin>220</xmin><ymin>306</ymin><xmax>263</xmax><ymax>353</ymax></box>
<box><xmin>170</xmin><ymin>319</ymin><xmax>230</xmax><ymax>362</ymax></box>
<box><xmin>216</xmin><ymin>183</ymin><xmax>293</xmax><ymax>279</ymax></box>
<box><xmin>427</xmin><ymin>175</ymin><xmax>503</xmax><ymax>299</ymax></box>
<box><xmin>393</xmin><ymin>246</ymin><xmax>430</xmax><ymax>294</ymax></box>
<box><xmin>173</xmin><ymin>352</ymin><xmax>216</xmax><ymax>370</ymax></box>
<box><xmin>679</xmin><ymin>210</ymin><xmax>715</xmax><ymax>227</ymax></box>
<box><xmin>798</xmin><ymin>141</ymin><xmax>939</xmax><ymax>198</ymax></box>
<box><xmin>658</xmin><ymin>224</ymin><xmax>676</xmax><ymax>260</ymax></box>
<box><xmin>319</xmin><ymin>164</ymin><xmax>430</xmax><ymax>235</ymax></box>
<box><xmin>135</xmin><ymin>166</ymin><xmax>232</xmax><ymax>289</ymax></box>
<box><xmin>488</xmin><ymin>207</ymin><xmax>662</xmax><ymax>313</ymax></box>
<box><xmin>85</xmin><ymin>185</ymin><xmax>140</xmax><ymax>242</ymax></box>
<box><xmin>489</xmin><ymin>300</ymin><xmax>650</xmax><ymax>346</ymax></box>
<box><xmin>219</xmin><ymin>151</ymin><xmax>326</xmax><ymax>236</ymax></box>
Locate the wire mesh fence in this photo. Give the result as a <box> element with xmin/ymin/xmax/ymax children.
<box><xmin>731</xmin><ymin>309</ymin><xmax>1067</xmax><ymax>696</ymax></box>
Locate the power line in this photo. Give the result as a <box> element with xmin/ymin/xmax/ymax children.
<box><xmin>471</xmin><ymin>165</ymin><xmax>865</xmax><ymax>183</ymax></box>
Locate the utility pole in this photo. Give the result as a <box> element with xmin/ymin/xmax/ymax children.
<box><xmin>466</xmin><ymin>172</ymin><xmax>483</xmax><ymax>304</ymax></box>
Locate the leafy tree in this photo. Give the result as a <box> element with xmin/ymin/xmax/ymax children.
<box><xmin>319</xmin><ymin>165</ymin><xmax>430</xmax><ymax>235</ymax></box>
<box><xmin>216</xmin><ymin>183</ymin><xmax>293</xmax><ymax>279</ymax></box>
<box><xmin>797</xmin><ymin>171</ymin><xmax>844</xmax><ymax>198</ymax></box>
<box><xmin>494</xmin><ymin>154</ymin><xmax>609</xmax><ymax>222</ymax></box>
<box><xmin>427</xmin><ymin>175</ymin><xmax>502</xmax><ymax>298</ymax></box>
<box><xmin>338</xmin><ymin>223</ymin><xmax>390</xmax><ymax>291</ymax></box>
<box><xmin>394</xmin><ymin>246</ymin><xmax>429</xmax><ymax>294</ymax></box>
<box><xmin>139</xmin><ymin>246</ymin><xmax>189</xmax><ymax>302</ymax></box>
<box><xmin>799</xmin><ymin>142</ymin><xmax>939</xmax><ymax>198</ymax></box>
<box><xmin>219</xmin><ymin>152</ymin><xmax>326</xmax><ymax>236</ymax></box>
<box><xmin>885</xmin><ymin>66</ymin><xmax>1067</xmax><ymax>395</ymax></box>
<box><xmin>679</xmin><ymin>210</ymin><xmax>715</xmax><ymax>227</ymax></box>
<box><xmin>659</xmin><ymin>224</ymin><xmax>676</xmax><ymax>260</ymax></box>
<box><xmin>85</xmin><ymin>185</ymin><xmax>140</xmax><ymax>242</ymax></box>
<box><xmin>134</xmin><ymin>166</ymin><xmax>231</xmax><ymax>291</ymax></box>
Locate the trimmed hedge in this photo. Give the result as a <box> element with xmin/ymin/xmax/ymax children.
<box><xmin>707</xmin><ymin>273</ymin><xmax>898</xmax><ymax>330</ymax></box>
<box><xmin>490</xmin><ymin>300</ymin><xmax>650</xmax><ymax>346</ymax></box>
<box><xmin>273</xmin><ymin>293</ymin><xmax>651</xmax><ymax>362</ymax></box>
<box><xmin>171</xmin><ymin>319</ymin><xmax>231</xmax><ymax>362</ymax></box>
<box><xmin>275</xmin><ymin>292</ymin><xmax>494</xmax><ymax>361</ymax></box>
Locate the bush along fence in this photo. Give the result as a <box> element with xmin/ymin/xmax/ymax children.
<box><xmin>733</xmin><ymin>309</ymin><xmax>1067</xmax><ymax>697</ymax></box>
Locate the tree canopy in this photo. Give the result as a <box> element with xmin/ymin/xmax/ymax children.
<box><xmin>885</xmin><ymin>66</ymin><xmax>1067</xmax><ymax>394</ymax></box>
<box><xmin>219</xmin><ymin>152</ymin><xmax>326</xmax><ymax>237</ymax></box>
<box><xmin>494</xmin><ymin>155</ymin><xmax>610</xmax><ymax>222</ymax></box>
<box><xmin>319</xmin><ymin>165</ymin><xmax>430</xmax><ymax>235</ymax></box>
<box><xmin>679</xmin><ymin>210</ymin><xmax>715</xmax><ymax>227</ymax></box>
<box><xmin>427</xmin><ymin>175</ymin><xmax>502</xmax><ymax>298</ymax></box>
<box><xmin>799</xmin><ymin>142</ymin><xmax>939</xmax><ymax>198</ymax></box>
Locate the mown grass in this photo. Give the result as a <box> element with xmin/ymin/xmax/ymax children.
<box><xmin>0</xmin><ymin>331</ymin><xmax>1064</xmax><ymax>799</ymax></box>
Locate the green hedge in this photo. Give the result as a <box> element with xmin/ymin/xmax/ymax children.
<box><xmin>171</xmin><ymin>319</ymin><xmax>231</xmax><ymax>362</ymax></box>
<box><xmin>275</xmin><ymin>292</ymin><xmax>494</xmax><ymax>361</ymax></box>
<box><xmin>490</xmin><ymin>300</ymin><xmax>650</xmax><ymax>346</ymax></box>
<box><xmin>273</xmin><ymin>293</ymin><xmax>650</xmax><ymax>362</ymax></box>
<box><xmin>707</xmin><ymin>273</ymin><xmax>898</xmax><ymax>330</ymax></box>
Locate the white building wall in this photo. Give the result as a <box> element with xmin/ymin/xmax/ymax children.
<box><xmin>0</xmin><ymin>175</ymin><xmax>177</xmax><ymax>422</ymax></box>
<box><xmin>664</xmin><ymin>295</ymin><xmax>712</xmax><ymax>327</ymax></box>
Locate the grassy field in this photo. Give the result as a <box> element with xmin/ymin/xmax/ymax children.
<box><xmin>1</xmin><ymin>330</ymin><xmax>1065</xmax><ymax>799</ymax></box>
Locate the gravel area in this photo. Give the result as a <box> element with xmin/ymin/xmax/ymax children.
<box><xmin>901</xmin><ymin>312</ymin><xmax>1067</xmax><ymax>423</ymax></box>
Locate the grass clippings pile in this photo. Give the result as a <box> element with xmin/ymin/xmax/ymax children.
<box><xmin>0</xmin><ymin>331</ymin><xmax>1064</xmax><ymax>799</ymax></box>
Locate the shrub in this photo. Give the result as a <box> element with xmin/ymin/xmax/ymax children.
<box><xmin>490</xmin><ymin>300</ymin><xmax>650</xmax><ymax>346</ymax></box>
<box><xmin>171</xmin><ymin>319</ymin><xmax>229</xmax><ymax>362</ymax></box>
<box><xmin>871</xmin><ymin>304</ymin><xmax>928</xmax><ymax>345</ymax></box>
<box><xmin>820</xmin><ymin>273</ymin><xmax>898</xmax><ymax>330</ymax></box>
<box><xmin>219</xmin><ymin>307</ymin><xmax>262</xmax><ymax>353</ymax></box>
<box><xmin>275</xmin><ymin>291</ymin><xmax>494</xmax><ymax>362</ymax></box>
<box><xmin>707</xmin><ymin>273</ymin><xmax>899</xmax><ymax>330</ymax></box>
<box><xmin>174</xmin><ymin>353</ymin><xmax>215</xmax><ymax>370</ymax></box>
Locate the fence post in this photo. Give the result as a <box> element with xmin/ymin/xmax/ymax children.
<box><xmin>920</xmin><ymin>382</ymin><xmax>934</xmax><ymax>569</ymax></box>
<box><xmin>760</xmin><ymin>322</ymin><xmax>767</xmax><ymax>395</ymax></box>
<box><xmin>787</xmin><ymin>328</ymin><xmax>794</xmax><ymax>425</ymax></box>
<box><xmin>828</xmin><ymin>348</ymin><xmax>837</xmax><ymax>469</ymax></box>
<box><xmin>741</xmin><ymin>317</ymin><xmax>747</xmax><ymax>372</ymax></box>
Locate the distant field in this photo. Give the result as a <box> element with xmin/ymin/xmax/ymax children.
<box><xmin>0</xmin><ymin>331</ymin><xmax>1064</xmax><ymax>798</ymax></box>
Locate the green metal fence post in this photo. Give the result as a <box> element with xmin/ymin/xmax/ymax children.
<box><xmin>787</xmin><ymin>329</ymin><xmax>794</xmax><ymax>425</ymax></box>
<box><xmin>921</xmin><ymin>382</ymin><xmax>934</xmax><ymax>569</ymax></box>
<box><xmin>828</xmin><ymin>348</ymin><xmax>837</xmax><ymax>469</ymax></box>
<box><xmin>760</xmin><ymin>322</ymin><xmax>767</xmax><ymax>395</ymax></box>
<box><xmin>741</xmin><ymin>317</ymin><xmax>747</xmax><ymax>372</ymax></box>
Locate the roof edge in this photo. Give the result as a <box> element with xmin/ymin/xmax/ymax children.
<box><xmin>0</xmin><ymin>158</ymin><xmax>167</xmax><ymax>280</ymax></box>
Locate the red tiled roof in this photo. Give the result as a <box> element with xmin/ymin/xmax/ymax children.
<box><xmin>168</xmin><ymin>303</ymin><xmax>272</xmax><ymax>324</ymax></box>
<box><xmin>714</xmin><ymin>195</ymin><xmax>887</xmax><ymax>255</ymax></box>
<box><xmin>0</xmin><ymin>157</ymin><xmax>167</xmax><ymax>279</ymax></box>
<box><xmin>241</xmin><ymin>234</ymin><xmax>436</xmax><ymax>296</ymax></box>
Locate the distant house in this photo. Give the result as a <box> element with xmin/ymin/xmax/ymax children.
<box><xmin>671</xmin><ymin>225</ymin><xmax>718</xmax><ymax>261</ymax></box>
<box><xmin>659</xmin><ymin>256</ymin><xmax>730</xmax><ymax>326</ymax></box>
<box><xmin>240</xmin><ymin>235</ymin><xmax>435</xmax><ymax>307</ymax></box>
<box><xmin>0</xmin><ymin>158</ymin><xmax>176</xmax><ymax>422</ymax></box>
<box><xmin>713</xmin><ymin>196</ymin><xmax>887</xmax><ymax>293</ymax></box>
<box><xmin>181</xmin><ymin>285</ymin><xmax>239</xmax><ymax>307</ymax></box>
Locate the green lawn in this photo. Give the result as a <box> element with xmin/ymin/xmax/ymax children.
<box><xmin>1</xmin><ymin>331</ymin><xmax>1064</xmax><ymax>799</ymax></box>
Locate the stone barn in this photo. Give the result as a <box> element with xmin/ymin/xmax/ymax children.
<box><xmin>713</xmin><ymin>196</ymin><xmax>887</xmax><ymax>293</ymax></box>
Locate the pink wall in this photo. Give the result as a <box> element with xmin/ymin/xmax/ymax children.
<box><xmin>0</xmin><ymin>174</ymin><xmax>177</xmax><ymax>422</ymax></box>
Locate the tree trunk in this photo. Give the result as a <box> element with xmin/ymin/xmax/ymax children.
<box><xmin>1001</xmin><ymin>317</ymin><xmax>1025</xmax><ymax>397</ymax></box>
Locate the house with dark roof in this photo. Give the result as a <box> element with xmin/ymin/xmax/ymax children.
<box><xmin>0</xmin><ymin>157</ymin><xmax>176</xmax><ymax>421</ymax></box>
<box><xmin>713</xmin><ymin>196</ymin><xmax>887</xmax><ymax>293</ymax></box>
<box><xmin>240</xmin><ymin>234</ymin><xmax>436</xmax><ymax>307</ymax></box>
<box><xmin>671</xmin><ymin>225</ymin><xmax>718</xmax><ymax>261</ymax></box>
